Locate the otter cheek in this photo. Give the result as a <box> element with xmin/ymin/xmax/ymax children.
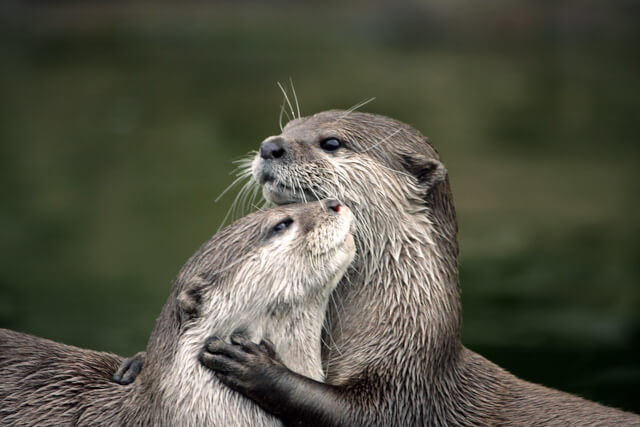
<box><xmin>251</xmin><ymin>155</ymin><xmax>264</xmax><ymax>184</ymax></box>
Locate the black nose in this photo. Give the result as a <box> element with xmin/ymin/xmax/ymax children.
<box><xmin>327</xmin><ymin>200</ymin><xmax>344</xmax><ymax>213</ymax></box>
<box><xmin>260</xmin><ymin>139</ymin><xmax>286</xmax><ymax>160</ymax></box>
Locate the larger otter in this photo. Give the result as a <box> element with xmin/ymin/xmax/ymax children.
<box><xmin>0</xmin><ymin>200</ymin><xmax>355</xmax><ymax>426</ymax></box>
<box><xmin>197</xmin><ymin>111</ymin><xmax>639</xmax><ymax>426</ymax></box>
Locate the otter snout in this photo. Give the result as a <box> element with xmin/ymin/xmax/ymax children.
<box><xmin>312</xmin><ymin>199</ymin><xmax>355</xmax><ymax>255</ymax></box>
<box><xmin>325</xmin><ymin>199</ymin><xmax>352</xmax><ymax>226</ymax></box>
<box><xmin>260</xmin><ymin>137</ymin><xmax>286</xmax><ymax>160</ymax></box>
<box><xmin>328</xmin><ymin>200</ymin><xmax>355</xmax><ymax>250</ymax></box>
<box><xmin>327</xmin><ymin>199</ymin><xmax>344</xmax><ymax>213</ymax></box>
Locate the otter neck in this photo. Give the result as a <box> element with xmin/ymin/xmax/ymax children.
<box><xmin>136</xmin><ymin>288</ymin><xmax>331</xmax><ymax>425</ymax></box>
<box><xmin>326</xmin><ymin>184</ymin><xmax>461</xmax><ymax>381</ymax></box>
<box><xmin>255</xmin><ymin>297</ymin><xmax>329</xmax><ymax>381</ymax></box>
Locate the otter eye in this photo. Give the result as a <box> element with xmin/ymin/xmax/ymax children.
<box><xmin>272</xmin><ymin>218</ymin><xmax>294</xmax><ymax>234</ymax></box>
<box><xmin>320</xmin><ymin>137</ymin><xmax>342</xmax><ymax>152</ymax></box>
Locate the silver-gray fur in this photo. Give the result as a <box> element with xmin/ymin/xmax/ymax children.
<box><xmin>249</xmin><ymin>110</ymin><xmax>640</xmax><ymax>426</ymax></box>
<box><xmin>0</xmin><ymin>200</ymin><xmax>355</xmax><ymax>426</ymax></box>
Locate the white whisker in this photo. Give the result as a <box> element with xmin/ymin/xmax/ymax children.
<box><xmin>217</xmin><ymin>178</ymin><xmax>253</xmax><ymax>232</ymax></box>
<box><xmin>277</xmin><ymin>81</ymin><xmax>296</xmax><ymax>123</ymax></box>
<box><xmin>279</xmin><ymin>100</ymin><xmax>288</xmax><ymax>132</ymax></box>
<box><xmin>289</xmin><ymin>77</ymin><xmax>301</xmax><ymax>119</ymax></box>
<box><xmin>341</xmin><ymin>97</ymin><xmax>376</xmax><ymax>118</ymax></box>
<box><xmin>215</xmin><ymin>172</ymin><xmax>250</xmax><ymax>203</ymax></box>
<box><xmin>358</xmin><ymin>128</ymin><xmax>402</xmax><ymax>154</ymax></box>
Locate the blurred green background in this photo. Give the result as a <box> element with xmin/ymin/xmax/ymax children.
<box><xmin>1</xmin><ymin>0</ymin><xmax>638</xmax><ymax>413</ymax></box>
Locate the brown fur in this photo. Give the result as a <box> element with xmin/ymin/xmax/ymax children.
<box><xmin>0</xmin><ymin>329</ymin><xmax>131</xmax><ymax>425</ymax></box>
<box><xmin>251</xmin><ymin>110</ymin><xmax>640</xmax><ymax>426</ymax></box>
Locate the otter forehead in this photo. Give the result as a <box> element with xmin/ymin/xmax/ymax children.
<box><xmin>179</xmin><ymin>206</ymin><xmax>302</xmax><ymax>279</ymax></box>
<box><xmin>280</xmin><ymin>110</ymin><xmax>440</xmax><ymax>161</ymax></box>
<box><xmin>176</xmin><ymin>201</ymin><xmax>347</xmax><ymax>288</ymax></box>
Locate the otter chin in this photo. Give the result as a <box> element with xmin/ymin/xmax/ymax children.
<box><xmin>262</xmin><ymin>181</ymin><xmax>302</xmax><ymax>205</ymax></box>
<box><xmin>0</xmin><ymin>199</ymin><xmax>355</xmax><ymax>426</ymax></box>
<box><xmin>260</xmin><ymin>176</ymin><xmax>315</xmax><ymax>205</ymax></box>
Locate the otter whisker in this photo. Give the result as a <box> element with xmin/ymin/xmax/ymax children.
<box><xmin>217</xmin><ymin>178</ymin><xmax>254</xmax><ymax>231</ymax></box>
<box><xmin>289</xmin><ymin>77</ymin><xmax>301</xmax><ymax>119</ymax></box>
<box><xmin>277</xmin><ymin>81</ymin><xmax>296</xmax><ymax>123</ymax></box>
<box><xmin>279</xmin><ymin>100</ymin><xmax>289</xmax><ymax>132</ymax></box>
<box><xmin>298</xmin><ymin>180</ymin><xmax>308</xmax><ymax>204</ymax></box>
<box><xmin>291</xmin><ymin>168</ymin><xmax>308</xmax><ymax>204</ymax></box>
<box><xmin>215</xmin><ymin>170</ymin><xmax>252</xmax><ymax>203</ymax></box>
<box><xmin>237</xmin><ymin>178</ymin><xmax>259</xmax><ymax>218</ymax></box>
<box><xmin>373</xmin><ymin>162</ymin><xmax>415</xmax><ymax>180</ymax></box>
<box><xmin>357</xmin><ymin>128</ymin><xmax>402</xmax><ymax>154</ymax></box>
<box><xmin>231</xmin><ymin>151</ymin><xmax>257</xmax><ymax>168</ymax></box>
<box><xmin>340</xmin><ymin>97</ymin><xmax>376</xmax><ymax>118</ymax></box>
<box><xmin>214</xmin><ymin>154</ymin><xmax>254</xmax><ymax>204</ymax></box>
<box><xmin>306</xmin><ymin>186</ymin><xmax>324</xmax><ymax>206</ymax></box>
<box><xmin>247</xmin><ymin>183</ymin><xmax>261</xmax><ymax>211</ymax></box>
<box><xmin>326</xmin><ymin>293</ymin><xmax>344</xmax><ymax>358</ymax></box>
<box><xmin>319</xmin><ymin>334</ymin><xmax>331</xmax><ymax>358</ymax></box>
<box><xmin>251</xmin><ymin>203</ymin><xmax>266</xmax><ymax>212</ymax></box>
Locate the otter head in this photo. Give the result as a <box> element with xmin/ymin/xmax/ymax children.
<box><xmin>251</xmin><ymin>110</ymin><xmax>454</xmax><ymax>256</ymax></box>
<box><xmin>174</xmin><ymin>199</ymin><xmax>355</xmax><ymax>339</ymax></box>
<box><xmin>151</xmin><ymin>201</ymin><xmax>354</xmax><ymax>424</ymax></box>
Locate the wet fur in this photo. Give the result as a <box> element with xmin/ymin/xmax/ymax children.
<box><xmin>251</xmin><ymin>110</ymin><xmax>640</xmax><ymax>425</ymax></box>
<box><xmin>0</xmin><ymin>202</ymin><xmax>354</xmax><ymax>426</ymax></box>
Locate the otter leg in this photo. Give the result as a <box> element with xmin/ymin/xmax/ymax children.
<box><xmin>200</xmin><ymin>334</ymin><xmax>350</xmax><ymax>427</ymax></box>
<box><xmin>112</xmin><ymin>351</ymin><xmax>146</xmax><ymax>385</ymax></box>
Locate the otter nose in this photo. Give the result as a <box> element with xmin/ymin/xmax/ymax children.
<box><xmin>260</xmin><ymin>139</ymin><xmax>286</xmax><ymax>160</ymax></box>
<box><xmin>327</xmin><ymin>200</ymin><xmax>347</xmax><ymax>214</ymax></box>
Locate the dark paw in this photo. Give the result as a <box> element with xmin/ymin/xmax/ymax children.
<box><xmin>198</xmin><ymin>334</ymin><xmax>285</xmax><ymax>395</ymax></box>
<box><xmin>113</xmin><ymin>351</ymin><xmax>146</xmax><ymax>385</ymax></box>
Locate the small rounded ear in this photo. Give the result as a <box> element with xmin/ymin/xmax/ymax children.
<box><xmin>177</xmin><ymin>281</ymin><xmax>205</xmax><ymax>320</ymax></box>
<box><xmin>400</xmin><ymin>154</ymin><xmax>447</xmax><ymax>188</ymax></box>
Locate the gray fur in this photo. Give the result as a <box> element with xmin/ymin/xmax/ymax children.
<box><xmin>0</xmin><ymin>201</ymin><xmax>355</xmax><ymax>426</ymax></box>
<box><xmin>251</xmin><ymin>110</ymin><xmax>640</xmax><ymax>426</ymax></box>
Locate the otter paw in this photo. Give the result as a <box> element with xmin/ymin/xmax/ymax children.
<box><xmin>199</xmin><ymin>334</ymin><xmax>285</xmax><ymax>395</ymax></box>
<box><xmin>113</xmin><ymin>351</ymin><xmax>146</xmax><ymax>385</ymax></box>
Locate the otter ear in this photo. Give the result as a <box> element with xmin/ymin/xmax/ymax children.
<box><xmin>400</xmin><ymin>154</ymin><xmax>447</xmax><ymax>188</ymax></box>
<box><xmin>177</xmin><ymin>280</ymin><xmax>205</xmax><ymax>320</ymax></box>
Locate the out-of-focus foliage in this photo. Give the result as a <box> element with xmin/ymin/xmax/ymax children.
<box><xmin>0</xmin><ymin>0</ymin><xmax>638</xmax><ymax>413</ymax></box>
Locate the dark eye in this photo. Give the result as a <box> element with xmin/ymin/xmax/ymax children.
<box><xmin>272</xmin><ymin>218</ymin><xmax>294</xmax><ymax>233</ymax></box>
<box><xmin>320</xmin><ymin>137</ymin><xmax>342</xmax><ymax>152</ymax></box>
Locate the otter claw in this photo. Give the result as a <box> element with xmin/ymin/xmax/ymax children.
<box><xmin>259</xmin><ymin>339</ymin><xmax>277</xmax><ymax>359</ymax></box>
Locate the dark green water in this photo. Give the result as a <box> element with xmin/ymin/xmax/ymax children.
<box><xmin>1</xmin><ymin>1</ymin><xmax>638</xmax><ymax>413</ymax></box>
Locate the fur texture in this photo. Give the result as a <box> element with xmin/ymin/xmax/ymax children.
<box><xmin>0</xmin><ymin>201</ymin><xmax>355</xmax><ymax>426</ymax></box>
<box><xmin>248</xmin><ymin>110</ymin><xmax>640</xmax><ymax>426</ymax></box>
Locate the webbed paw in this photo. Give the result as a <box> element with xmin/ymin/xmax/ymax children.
<box><xmin>199</xmin><ymin>334</ymin><xmax>285</xmax><ymax>398</ymax></box>
<box><xmin>113</xmin><ymin>351</ymin><xmax>146</xmax><ymax>385</ymax></box>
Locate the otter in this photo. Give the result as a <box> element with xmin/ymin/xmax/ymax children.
<box><xmin>193</xmin><ymin>111</ymin><xmax>639</xmax><ymax>426</ymax></box>
<box><xmin>0</xmin><ymin>200</ymin><xmax>356</xmax><ymax>426</ymax></box>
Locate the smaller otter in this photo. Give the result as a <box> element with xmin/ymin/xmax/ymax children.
<box><xmin>0</xmin><ymin>200</ymin><xmax>355</xmax><ymax>426</ymax></box>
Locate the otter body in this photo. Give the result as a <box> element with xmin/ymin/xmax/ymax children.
<box><xmin>199</xmin><ymin>111</ymin><xmax>639</xmax><ymax>426</ymax></box>
<box><xmin>0</xmin><ymin>329</ymin><xmax>130</xmax><ymax>425</ymax></box>
<box><xmin>0</xmin><ymin>200</ymin><xmax>355</xmax><ymax>426</ymax></box>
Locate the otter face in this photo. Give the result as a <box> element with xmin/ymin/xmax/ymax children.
<box><xmin>252</xmin><ymin>110</ymin><xmax>447</xmax><ymax>219</ymax></box>
<box><xmin>176</xmin><ymin>199</ymin><xmax>355</xmax><ymax>332</ymax></box>
<box><xmin>161</xmin><ymin>200</ymin><xmax>355</xmax><ymax>425</ymax></box>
